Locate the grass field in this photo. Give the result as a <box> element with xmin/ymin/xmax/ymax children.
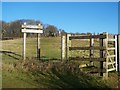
<box><xmin>1</xmin><ymin>36</ymin><xmax>119</xmax><ymax>88</ymax></box>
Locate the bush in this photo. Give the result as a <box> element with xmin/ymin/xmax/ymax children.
<box><xmin>16</xmin><ymin>60</ymin><xmax>110</xmax><ymax>89</ymax></box>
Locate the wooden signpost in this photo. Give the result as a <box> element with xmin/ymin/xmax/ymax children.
<box><xmin>21</xmin><ymin>23</ymin><xmax>43</xmax><ymax>60</ymax></box>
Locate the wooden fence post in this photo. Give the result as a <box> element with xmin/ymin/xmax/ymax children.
<box><xmin>90</xmin><ymin>34</ymin><xmax>94</xmax><ymax>66</ymax></box>
<box><xmin>99</xmin><ymin>35</ymin><xmax>104</xmax><ymax>76</ymax></box>
<box><xmin>99</xmin><ymin>32</ymin><xmax>108</xmax><ymax>79</ymax></box>
<box><xmin>117</xmin><ymin>34</ymin><xmax>120</xmax><ymax>72</ymax></box>
<box><xmin>66</xmin><ymin>34</ymin><xmax>71</xmax><ymax>60</ymax></box>
<box><xmin>61</xmin><ymin>35</ymin><xmax>66</xmax><ymax>60</ymax></box>
<box><xmin>104</xmin><ymin>32</ymin><xmax>108</xmax><ymax>79</ymax></box>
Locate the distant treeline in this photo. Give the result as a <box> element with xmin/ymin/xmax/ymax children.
<box><xmin>0</xmin><ymin>19</ymin><xmax>66</xmax><ymax>39</ymax></box>
<box><xmin>0</xmin><ymin>19</ymin><xmax>97</xmax><ymax>39</ymax></box>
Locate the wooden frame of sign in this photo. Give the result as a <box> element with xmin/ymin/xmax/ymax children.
<box><xmin>21</xmin><ymin>23</ymin><xmax>43</xmax><ymax>60</ymax></box>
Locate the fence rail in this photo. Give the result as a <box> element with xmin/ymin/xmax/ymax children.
<box><xmin>69</xmin><ymin>34</ymin><xmax>106</xmax><ymax>40</ymax></box>
<box><xmin>69</xmin><ymin>47</ymin><xmax>106</xmax><ymax>50</ymax></box>
<box><xmin>69</xmin><ymin>57</ymin><xmax>106</xmax><ymax>61</ymax></box>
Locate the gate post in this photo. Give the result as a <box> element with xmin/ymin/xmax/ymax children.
<box><xmin>115</xmin><ymin>35</ymin><xmax>117</xmax><ymax>71</ymax></box>
<box><xmin>100</xmin><ymin>32</ymin><xmax>108</xmax><ymax>79</ymax></box>
<box><xmin>117</xmin><ymin>34</ymin><xmax>120</xmax><ymax>72</ymax></box>
<box><xmin>90</xmin><ymin>34</ymin><xmax>94</xmax><ymax>66</ymax></box>
<box><xmin>61</xmin><ymin>35</ymin><xmax>66</xmax><ymax>60</ymax></box>
<box><xmin>66</xmin><ymin>34</ymin><xmax>71</xmax><ymax>60</ymax></box>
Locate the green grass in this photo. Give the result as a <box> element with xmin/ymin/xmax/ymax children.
<box><xmin>1</xmin><ymin>37</ymin><xmax>119</xmax><ymax>88</ymax></box>
<box><xmin>1</xmin><ymin>37</ymin><xmax>61</xmax><ymax>88</ymax></box>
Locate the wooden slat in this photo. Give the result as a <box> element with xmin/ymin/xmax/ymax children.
<box><xmin>69</xmin><ymin>46</ymin><xmax>106</xmax><ymax>50</ymax></box>
<box><xmin>69</xmin><ymin>35</ymin><xmax>106</xmax><ymax>40</ymax></box>
<box><xmin>107</xmin><ymin>48</ymin><xmax>115</xmax><ymax>50</ymax></box>
<box><xmin>108</xmin><ymin>39</ymin><xmax>115</xmax><ymax>41</ymax></box>
<box><xmin>107</xmin><ymin>68</ymin><xmax>116</xmax><ymax>72</ymax></box>
<box><xmin>22</xmin><ymin>29</ymin><xmax>43</xmax><ymax>33</ymax></box>
<box><xmin>22</xmin><ymin>25</ymin><xmax>42</xmax><ymax>29</ymax></box>
<box><xmin>107</xmin><ymin>51</ymin><xmax>115</xmax><ymax>69</ymax></box>
<box><xmin>107</xmin><ymin>55</ymin><xmax>116</xmax><ymax>58</ymax></box>
<box><xmin>108</xmin><ymin>62</ymin><xmax>116</xmax><ymax>65</ymax></box>
<box><xmin>69</xmin><ymin>57</ymin><xmax>106</xmax><ymax>61</ymax></box>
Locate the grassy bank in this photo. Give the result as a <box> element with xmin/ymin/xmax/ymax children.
<box><xmin>1</xmin><ymin>37</ymin><xmax>119</xmax><ymax>88</ymax></box>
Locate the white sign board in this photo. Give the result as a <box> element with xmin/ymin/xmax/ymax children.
<box><xmin>22</xmin><ymin>29</ymin><xmax>43</xmax><ymax>33</ymax></box>
<box><xmin>22</xmin><ymin>25</ymin><xmax>43</xmax><ymax>29</ymax></box>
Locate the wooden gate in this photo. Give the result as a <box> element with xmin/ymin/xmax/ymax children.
<box><xmin>61</xmin><ymin>32</ymin><xmax>117</xmax><ymax>79</ymax></box>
